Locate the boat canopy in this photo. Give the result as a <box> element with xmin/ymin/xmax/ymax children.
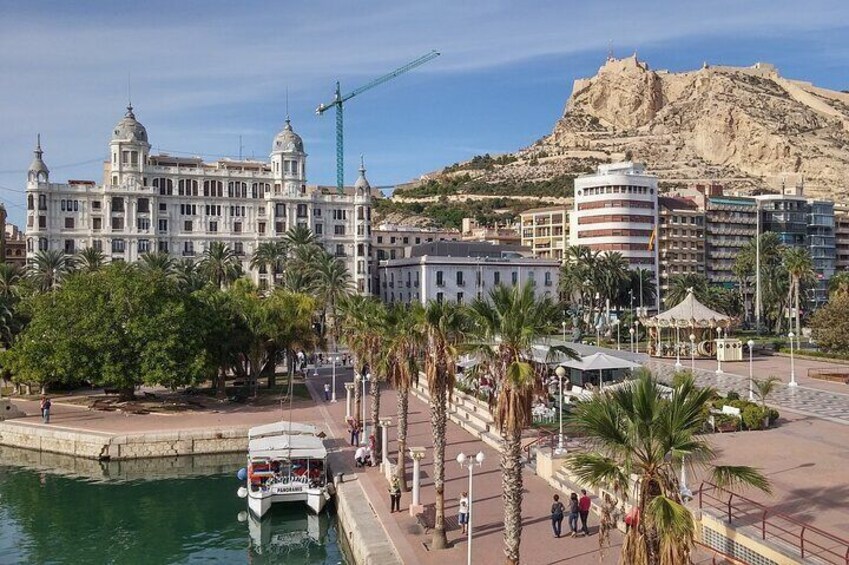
<box><xmin>249</xmin><ymin>434</ymin><xmax>327</xmax><ymax>460</ymax></box>
<box><xmin>249</xmin><ymin>421</ymin><xmax>320</xmax><ymax>440</ymax></box>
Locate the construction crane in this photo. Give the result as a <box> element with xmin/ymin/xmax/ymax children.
<box><xmin>316</xmin><ymin>50</ymin><xmax>440</xmax><ymax>193</ymax></box>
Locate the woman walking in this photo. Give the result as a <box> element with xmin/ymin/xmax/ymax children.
<box><xmin>550</xmin><ymin>494</ymin><xmax>565</xmax><ymax>538</ymax></box>
<box><xmin>458</xmin><ymin>492</ymin><xmax>469</xmax><ymax>534</ymax></box>
<box><xmin>568</xmin><ymin>492</ymin><xmax>580</xmax><ymax>537</ymax></box>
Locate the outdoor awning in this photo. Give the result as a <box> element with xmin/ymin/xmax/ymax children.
<box><xmin>558</xmin><ymin>352</ymin><xmax>641</xmax><ymax>372</ymax></box>
<box><xmin>249</xmin><ymin>421</ymin><xmax>320</xmax><ymax>440</ymax></box>
<box><xmin>249</xmin><ymin>434</ymin><xmax>327</xmax><ymax>460</ymax></box>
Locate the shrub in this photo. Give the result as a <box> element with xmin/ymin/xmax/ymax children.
<box><xmin>726</xmin><ymin>390</ymin><xmax>741</xmax><ymax>401</ymax></box>
<box><xmin>741</xmin><ymin>404</ymin><xmax>767</xmax><ymax>431</ymax></box>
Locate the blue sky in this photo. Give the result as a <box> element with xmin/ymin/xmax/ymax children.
<box><xmin>2</xmin><ymin>1</ymin><xmax>849</xmax><ymax>225</ymax></box>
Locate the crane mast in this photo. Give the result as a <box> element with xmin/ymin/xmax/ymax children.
<box><xmin>316</xmin><ymin>50</ymin><xmax>440</xmax><ymax>192</ymax></box>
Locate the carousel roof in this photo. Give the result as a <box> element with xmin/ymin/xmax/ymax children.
<box><xmin>642</xmin><ymin>290</ymin><xmax>731</xmax><ymax>328</ymax></box>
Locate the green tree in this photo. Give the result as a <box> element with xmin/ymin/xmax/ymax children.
<box><xmin>810</xmin><ymin>293</ymin><xmax>849</xmax><ymax>354</ymax></box>
<box><xmin>664</xmin><ymin>274</ymin><xmax>709</xmax><ymax>308</ymax></box>
<box><xmin>0</xmin><ymin>263</ymin><xmax>22</xmax><ymax>299</ymax></box>
<box><xmin>567</xmin><ymin>373</ymin><xmax>770</xmax><ymax>565</ymax></box>
<box><xmin>75</xmin><ymin>247</ymin><xmax>105</xmax><ymax>274</ymax></box>
<box><xmin>828</xmin><ymin>271</ymin><xmax>849</xmax><ymax>298</ymax></box>
<box><xmin>783</xmin><ymin>247</ymin><xmax>815</xmax><ymax>344</ymax></box>
<box><xmin>467</xmin><ymin>283</ymin><xmax>578</xmax><ymax>564</ymax></box>
<box><xmin>312</xmin><ymin>252</ymin><xmax>352</xmax><ymax>350</ymax></box>
<box><xmin>199</xmin><ymin>242</ymin><xmax>242</xmax><ymax>289</ymax></box>
<box><xmin>250</xmin><ymin>241</ymin><xmax>287</xmax><ymax>286</ymax></box>
<box><xmin>416</xmin><ymin>300</ymin><xmax>468</xmax><ymax>550</ymax></box>
<box><xmin>27</xmin><ymin>249</ymin><xmax>73</xmax><ymax>292</ymax></box>
<box><xmin>139</xmin><ymin>252</ymin><xmax>177</xmax><ymax>277</ymax></box>
<box><xmin>3</xmin><ymin>265</ymin><xmax>211</xmax><ymax>399</ymax></box>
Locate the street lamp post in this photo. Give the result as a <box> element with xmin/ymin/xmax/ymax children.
<box><xmin>689</xmin><ymin>334</ymin><xmax>696</xmax><ymax>372</ymax></box>
<box><xmin>457</xmin><ymin>451</ymin><xmax>485</xmax><ymax>565</ymax></box>
<box><xmin>561</xmin><ymin>321</ymin><xmax>567</xmax><ymax>341</ymax></box>
<box><xmin>629</xmin><ymin>327</ymin><xmax>635</xmax><ymax>353</ymax></box>
<box><xmin>715</xmin><ymin>327</ymin><xmax>723</xmax><ymax>375</ymax></box>
<box><xmin>674</xmin><ymin>326</ymin><xmax>682</xmax><ymax>371</ymax></box>
<box><xmin>554</xmin><ymin>366</ymin><xmax>566</xmax><ymax>454</ymax></box>
<box><xmin>747</xmin><ymin>340</ymin><xmax>755</xmax><ymax>401</ymax></box>
<box><xmin>615</xmin><ymin>319</ymin><xmax>621</xmax><ymax>350</ymax></box>
<box><xmin>331</xmin><ymin>355</ymin><xmax>338</xmax><ymax>403</ymax></box>
<box><xmin>788</xmin><ymin>332</ymin><xmax>798</xmax><ymax>387</ymax></box>
<box><xmin>635</xmin><ymin>321</ymin><xmax>640</xmax><ymax>352</ymax></box>
<box><xmin>361</xmin><ymin>372</ymin><xmax>371</xmax><ymax>444</ymax></box>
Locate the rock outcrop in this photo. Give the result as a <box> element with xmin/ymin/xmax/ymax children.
<box><xmin>455</xmin><ymin>56</ymin><xmax>849</xmax><ymax>197</ymax></box>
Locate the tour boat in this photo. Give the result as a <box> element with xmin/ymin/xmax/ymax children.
<box><xmin>240</xmin><ymin>421</ymin><xmax>332</xmax><ymax>518</ymax></box>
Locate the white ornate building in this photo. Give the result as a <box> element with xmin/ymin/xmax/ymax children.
<box><xmin>25</xmin><ymin>106</ymin><xmax>373</xmax><ymax>292</ymax></box>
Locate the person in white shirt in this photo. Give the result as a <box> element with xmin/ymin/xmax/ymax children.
<box><xmin>355</xmin><ymin>446</ymin><xmax>370</xmax><ymax>468</ymax></box>
<box><xmin>458</xmin><ymin>492</ymin><xmax>469</xmax><ymax>534</ymax></box>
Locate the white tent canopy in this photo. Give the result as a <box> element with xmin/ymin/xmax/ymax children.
<box><xmin>249</xmin><ymin>421</ymin><xmax>320</xmax><ymax>440</ymax></box>
<box><xmin>249</xmin><ymin>434</ymin><xmax>327</xmax><ymax>460</ymax></box>
<box><xmin>558</xmin><ymin>352</ymin><xmax>641</xmax><ymax>372</ymax></box>
<box><xmin>642</xmin><ymin>290</ymin><xmax>732</xmax><ymax>329</ymax></box>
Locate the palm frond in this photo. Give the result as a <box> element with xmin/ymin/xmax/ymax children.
<box><xmin>710</xmin><ymin>465</ymin><xmax>772</xmax><ymax>495</ymax></box>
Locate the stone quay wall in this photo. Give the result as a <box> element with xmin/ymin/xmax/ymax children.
<box><xmin>0</xmin><ymin>420</ymin><xmax>250</xmax><ymax>461</ymax></box>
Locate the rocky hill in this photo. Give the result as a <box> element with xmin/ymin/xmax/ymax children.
<box><xmin>412</xmin><ymin>56</ymin><xmax>849</xmax><ymax>201</ymax></box>
<box><xmin>384</xmin><ymin>56</ymin><xmax>849</xmax><ymax>227</ymax></box>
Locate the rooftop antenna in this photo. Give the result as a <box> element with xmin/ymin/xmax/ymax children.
<box><xmin>607</xmin><ymin>39</ymin><xmax>613</xmax><ymax>61</ymax></box>
<box><xmin>127</xmin><ymin>72</ymin><xmax>132</xmax><ymax>107</ymax></box>
<box><xmin>285</xmin><ymin>87</ymin><xmax>290</xmax><ymax>120</ymax></box>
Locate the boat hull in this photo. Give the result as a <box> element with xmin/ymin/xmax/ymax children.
<box><xmin>247</xmin><ymin>487</ymin><xmax>329</xmax><ymax>518</ymax></box>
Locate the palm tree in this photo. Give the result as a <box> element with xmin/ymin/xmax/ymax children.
<box><xmin>76</xmin><ymin>247</ymin><xmax>105</xmax><ymax>274</ymax></box>
<box><xmin>199</xmin><ymin>242</ymin><xmax>242</xmax><ymax>289</ymax></box>
<box><xmin>417</xmin><ymin>299</ymin><xmax>468</xmax><ymax>550</ymax></box>
<box><xmin>732</xmin><ymin>248</ymin><xmax>755</xmax><ymax>325</ymax></box>
<box><xmin>753</xmin><ymin>376</ymin><xmax>781</xmax><ymax>425</ymax></box>
<box><xmin>664</xmin><ymin>274</ymin><xmax>709</xmax><ymax>308</ymax></box>
<box><xmin>250</xmin><ymin>241</ymin><xmax>287</xmax><ymax>285</ymax></box>
<box><xmin>313</xmin><ymin>252</ymin><xmax>352</xmax><ymax>349</ymax></box>
<box><xmin>0</xmin><ymin>264</ymin><xmax>21</xmax><ymax>299</ymax></box>
<box><xmin>381</xmin><ymin>303</ymin><xmax>424</xmax><ymax>492</ymax></box>
<box><xmin>174</xmin><ymin>259</ymin><xmax>206</xmax><ymax>293</ymax></box>
<box><xmin>783</xmin><ymin>247</ymin><xmax>815</xmax><ymax>345</ymax></box>
<box><xmin>567</xmin><ymin>373</ymin><xmax>770</xmax><ymax>565</ymax></box>
<box><xmin>828</xmin><ymin>271</ymin><xmax>849</xmax><ymax>298</ymax></box>
<box><xmin>467</xmin><ymin>282</ymin><xmax>577</xmax><ymax>564</ymax></box>
<box><xmin>27</xmin><ymin>249</ymin><xmax>73</xmax><ymax>292</ymax></box>
<box><xmin>339</xmin><ymin>295</ymin><xmax>382</xmax><ymax>433</ymax></box>
<box><xmin>278</xmin><ymin>268</ymin><xmax>316</xmax><ymax>294</ymax></box>
<box><xmin>284</xmin><ymin>224</ymin><xmax>318</xmax><ymax>248</ymax></box>
<box><xmin>597</xmin><ymin>251</ymin><xmax>629</xmax><ymax>309</ymax></box>
<box><xmin>139</xmin><ymin>251</ymin><xmax>177</xmax><ymax>277</ymax></box>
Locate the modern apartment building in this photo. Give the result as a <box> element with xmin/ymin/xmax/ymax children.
<box><xmin>703</xmin><ymin>195</ymin><xmax>757</xmax><ymax>287</ymax></box>
<box><xmin>519</xmin><ymin>205</ymin><xmax>570</xmax><ymax>261</ymax></box>
<box><xmin>571</xmin><ymin>161</ymin><xmax>659</xmax><ymax>307</ymax></box>
<box><xmin>834</xmin><ymin>205</ymin><xmax>849</xmax><ymax>271</ymax></box>
<box><xmin>24</xmin><ymin>106</ymin><xmax>374</xmax><ymax>292</ymax></box>
<box><xmin>460</xmin><ymin>218</ymin><xmax>521</xmax><ymax>246</ymax></box>
<box><xmin>657</xmin><ymin>197</ymin><xmax>705</xmax><ymax>299</ymax></box>
<box><xmin>377</xmin><ymin>241</ymin><xmax>560</xmax><ymax>306</ymax></box>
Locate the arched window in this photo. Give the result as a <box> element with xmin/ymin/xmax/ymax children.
<box><xmin>27</xmin><ymin>194</ymin><xmax>34</xmax><ymax>210</ymax></box>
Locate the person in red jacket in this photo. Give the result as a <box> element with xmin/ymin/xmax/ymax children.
<box><xmin>578</xmin><ymin>489</ymin><xmax>592</xmax><ymax>536</ymax></box>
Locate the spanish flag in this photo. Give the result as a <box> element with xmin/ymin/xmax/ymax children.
<box><xmin>647</xmin><ymin>227</ymin><xmax>657</xmax><ymax>251</ymax></box>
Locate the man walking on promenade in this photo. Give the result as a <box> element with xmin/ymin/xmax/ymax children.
<box><xmin>324</xmin><ymin>383</ymin><xmax>331</xmax><ymax>401</ymax></box>
<box><xmin>579</xmin><ymin>489</ymin><xmax>592</xmax><ymax>536</ymax></box>
<box><xmin>40</xmin><ymin>395</ymin><xmax>51</xmax><ymax>424</ymax></box>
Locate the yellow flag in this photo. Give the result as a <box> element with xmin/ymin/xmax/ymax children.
<box><xmin>647</xmin><ymin>227</ymin><xmax>656</xmax><ymax>251</ymax></box>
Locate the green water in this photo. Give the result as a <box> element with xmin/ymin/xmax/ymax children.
<box><xmin>0</xmin><ymin>460</ymin><xmax>348</xmax><ymax>565</ymax></box>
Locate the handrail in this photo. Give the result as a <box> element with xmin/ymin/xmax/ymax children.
<box><xmin>523</xmin><ymin>428</ymin><xmax>557</xmax><ymax>463</ymax></box>
<box><xmin>698</xmin><ymin>481</ymin><xmax>849</xmax><ymax>564</ymax></box>
<box><xmin>694</xmin><ymin>540</ymin><xmax>749</xmax><ymax>565</ymax></box>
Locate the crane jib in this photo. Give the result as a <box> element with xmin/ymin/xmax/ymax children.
<box><xmin>314</xmin><ymin>50</ymin><xmax>441</xmax><ymax>192</ymax></box>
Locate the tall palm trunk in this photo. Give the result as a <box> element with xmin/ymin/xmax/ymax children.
<box><xmin>502</xmin><ymin>427</ymin><xmax>524</xmax><ymax>565</ymax></box>
<box><xmin>430</xmin><ymin>382</ymin><xmax>449</xmax><ymax>550</ymax></box>
<box><xmin>370</xmin><ymin>378</ymin><xmax>382</xmax><ymax>462</ymax></box>
<box><xmin>396</xmin><ymin>388</ymin><xmax>409</xmax><ymax>491</ymax></box>
<box><xmin>216</xmin><ymin>366</ymin><xmax>227</xmax><ymax>399</ymax></box>
<box><xmin>353</xmin><ymin>375</ymin><xmax>362</xmax><ymax>427</ymax></box>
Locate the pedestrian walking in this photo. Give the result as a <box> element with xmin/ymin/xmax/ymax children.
<box><xmin>323</xmin><ymin>383</ymin><xmax>331</xmax><ymax>401</ymax></box>
<box><xmin>389</xmin><ymin>477</ymin><xmax>402</xmax><ymax>513</ymax></box>
<box><xmin>550</xmin><ymin>494</ymin><xmax>565</xmax><ymax>538</ymax></box>
<box><xmin>458</xmin><ymin>492</ymin><xmax>469</xmax><ymax>534</ymax></box>
<box><xmin>348</xmin><ymin>419</ymin><xmax>358</xmax><ymax>446</ymax></box>
<box><xmin>579</xmin><ymin>489</ymin><xmax>591</xmax><ymax>536</ymax></box>
<box><xmin>40</xmin><ymin>395</ymin><xmax>51</xmax><ymax>424</ymax></box>
<box><xmin>568</xmin><ymin>492</ymin><xmax>580</xmax><ymax>536</ymax></box>
<box><xmin>353</xmin><ymin>422</ymin><xmax>362</xmax><ymax>446</ymax></box>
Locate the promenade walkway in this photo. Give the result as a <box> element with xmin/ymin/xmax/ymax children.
<box><xmin>309</xmin><ymin>365</ymin><xmax>623</xmax><ymax>565</ymax></box>
<box><xmin>647</xmin><ymin>357</ymin><xmax>849</xmax><ymax>425</ymax></box>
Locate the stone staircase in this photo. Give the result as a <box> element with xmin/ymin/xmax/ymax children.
<box><xmin>410</xmin><ymin>380</ymin><xmax>503</xmax><ymax>451</ymax></box>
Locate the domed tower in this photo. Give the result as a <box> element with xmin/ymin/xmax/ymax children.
<box><xmin>271</xmin><ymin>117</ymin><xmax>306</xmax><ymax>196</ymax></box>
<box><xmin>109</xmin><ymin>105</ymin><xmax>149</xmax><ymax>187</ymax></box>
<box><xmin>353</xmin><ymin>157</ymin><xmax>373</xmax><ymax>293</ymax></box>
<box><xmin>27</xmin><ymin>134</ymin><xmax>50</xmax><ymax>185</ymax></box>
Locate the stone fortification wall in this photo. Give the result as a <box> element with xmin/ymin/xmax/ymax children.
<box><xmin>0</xmin><ymin>420</ymin><xmax>250</xmax><ymax>460</ymax></box>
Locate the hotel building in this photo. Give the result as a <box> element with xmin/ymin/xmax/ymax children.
<box><xmin>24</xmin><ymin>106</ymin><xmax>373</xmax><ymax>292</ymax></box>
<box><xmin>519</xmin><ymin>205</ymin><xmax>570</xmax><ymax>261</ymax></box>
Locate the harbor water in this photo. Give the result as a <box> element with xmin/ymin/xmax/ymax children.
<box><xmin>0</xmin><ymin>450</ymin><xmax>349</xmax><ymax>565</ymax></box>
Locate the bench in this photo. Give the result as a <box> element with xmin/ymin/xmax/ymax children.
<box><xmin>808</xmin><ymin>370</ymin><xmax>849</xmax><ymax>384</ymax></box>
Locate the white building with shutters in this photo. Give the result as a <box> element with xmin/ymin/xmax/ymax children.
<box><xmin>24</xmin><ymin>106</ymin><xmax>373</xmax><ymax>292</ymax></box>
